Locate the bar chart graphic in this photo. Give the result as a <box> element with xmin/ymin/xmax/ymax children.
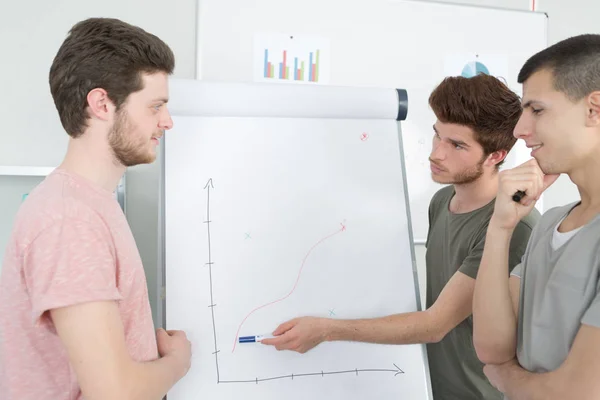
<box><xmin>263</xmin><ymin>49</ymin><xmax>321</xmax><ymax>82</ymax></box>
<box><xmin>254</xmin><ymin>33</ymin><xmax>330</xmax><ymax>84</ymax></box>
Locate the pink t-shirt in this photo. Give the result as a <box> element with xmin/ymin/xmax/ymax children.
<box><xmin>0</xmin><ymin>169</ymin><xmax>158</xmax><ymax>399</ymax></box>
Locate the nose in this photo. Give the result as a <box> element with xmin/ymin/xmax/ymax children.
<box><xmin>430</xmin><ymin>137</ymin><xmax>446</xmax><ymax>161</ymax></box>
<box><xmin>159</xmin><ymin>108</ymin><xmax>174</xmax><ymax>130</ymax></box>
<box><xmin>513</xmin><ymin>111</ymin><xmax>533</xmax><ymax>140</ymax></box>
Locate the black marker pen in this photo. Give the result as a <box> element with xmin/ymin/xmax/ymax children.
<box><xmin>512</xmin><ymin>190</ymin><xmax>526</xmax><ymax>202</ymax></box>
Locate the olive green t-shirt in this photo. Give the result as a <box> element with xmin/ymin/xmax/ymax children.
<box><xmin>425</xmin><ymin>185</ymin><xmax>540</xmax><ymax>400</ymax></box>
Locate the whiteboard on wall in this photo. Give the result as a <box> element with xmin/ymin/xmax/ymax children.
<box><xmin>196</xmin><ymin>0</ymin><xmax>548</xmax><ymax>242</ymax></box>
<box><xmin>163</xmin><ymin>78</ymin><xmax>432</xmax><ymax>399</ymax></box>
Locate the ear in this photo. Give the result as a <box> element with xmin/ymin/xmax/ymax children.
<box><xmin>485</xmin><ymin>149</ymin><xmax>507</xmax><ymax>168</ymax></box>
<box><xmin>86</xmin><ymin>88</ymin><xmax>115</xmax><ymax>122</ymax></box>
<box><xmin>585</xmin><ymin>91</ymin><xmax>600</xmax><ymax>127</ymax></box>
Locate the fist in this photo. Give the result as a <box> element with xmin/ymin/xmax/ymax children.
<box><xmin>493</xmin><ymin>159</ymin><xmax>559</xmax><ymax>230</ymax></box>
<box><xmin>157</xmin><ymin>328</ymin><xmax>192</xmax><ymax>375</ymax></box>
<box><xmin>260</xmin><ymin>317</ymin><xmax>330</xmax><ymax>354</ymax></box>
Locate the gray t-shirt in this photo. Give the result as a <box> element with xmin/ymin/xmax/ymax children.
<box><xmin>425</xmin><ymin>186</ymin><xmax>540</xmax><ymax>400</ymax></box>
<box><xmin>512</xmin><ymin>202</ymin><xmax>600</xmax><ymax>372</ymax></box>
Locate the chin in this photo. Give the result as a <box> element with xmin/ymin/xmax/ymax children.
<box><xmin>431</xmin><ymin>174</ymin><xmax>450</xmax><ymax>184</ymax></box>
<box><xmin>537</xmin><ymin>160</ymin><xmax>560</xmax><ymax>175</ymax></box>
<box><xmin>122</xmin><ymin>153</ymin><xmax>156</xmax><ymax>167</ymax></box>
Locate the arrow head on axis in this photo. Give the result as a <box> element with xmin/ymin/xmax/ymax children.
<box><xmin>204</xmin><ymin>178</ymin><xmax>214</xmax><ymax>189</ymax></box>
<box><xmin>393</xmin><ymin>363</ymin><xmax>404</xmax><ymax>376</ymax></box>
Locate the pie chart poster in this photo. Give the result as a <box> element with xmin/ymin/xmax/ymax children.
<box><xmin>444</xmin><ymin>54</ymin><xmax>508</xmax><ymax>83</ymax></box>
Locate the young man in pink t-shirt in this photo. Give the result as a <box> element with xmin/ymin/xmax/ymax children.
<box><xmin>0</xmin><ymin>18</ymin><xmax>191</xmax><ymax>400</ymax></box>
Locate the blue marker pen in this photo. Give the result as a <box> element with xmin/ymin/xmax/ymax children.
<box><xmin>238</xmin><ymin>334</ymin><xmax>274</xmax><ymax>343</ymax></box>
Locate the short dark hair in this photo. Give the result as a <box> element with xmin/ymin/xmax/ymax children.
<box><xmin>49</xmin><ymin>18</ymin><xmax>175</xmax><ymax>138</ymax></box>
<box><xmin>518</xmin><ymin>34</ymin><xmax>600</xmax><ymax>101</ymax></box>
<box><xmin>428</xmin><ymin>74</ymin><xmax>522</xmax><ymax>168</ymax></box>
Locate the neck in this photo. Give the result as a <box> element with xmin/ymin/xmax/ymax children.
<box><xmin>569</xmin><ymin>155</ymin><xmax>600</xmax><ymax>209</ymax></box>
<box><xmin>58</xmin><ymin>133</ymin><xmax>125</xmax><ymax>193</ymax></box>
<box><xmin>450</xmin><ymin>172</ymin><xmax>499</xmax><ymax>213</ymax></box>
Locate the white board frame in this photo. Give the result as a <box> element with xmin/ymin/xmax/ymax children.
<box><xmin>158</xmin><ymin>79</ymin><xmax>432</xmax><ymax>399</ymax></box>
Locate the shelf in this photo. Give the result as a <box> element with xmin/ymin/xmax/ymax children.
<box><xmin>0</xmin><ymin>166</ymin><xmax>56</xmax><ymax>177</ymax></box>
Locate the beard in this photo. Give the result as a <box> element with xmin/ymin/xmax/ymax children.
<box><xmin>451</xmin><ymin>159</ymin><xmax>485</xmax><ymax>185</ymax></box>
<box><xmin>431</xmin><ymin>155</ymin><xmax>486</xmax><ymax>185</ymax></box>
<box><xmin>108</xmin><ymin>108</ymin><xmax>156</xmax><ymax>167</ymax></box>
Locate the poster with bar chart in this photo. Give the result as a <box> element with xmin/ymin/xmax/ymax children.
<box><xmin>254</xmin><ymin>33</ymin><xmax>330</xmax><ymax>84</ymax></box>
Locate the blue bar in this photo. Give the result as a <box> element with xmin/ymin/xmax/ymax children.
<box><xmin>294</xmin><ymin>57</ymin><xmax>298</xmax><ymax>80</ymax></box>
<box><xmin>279</xmin><ymin>62</ymin><xmax>283</xmax><ymax>79</ymax></box>
<box><xmin>264</xmin><ymin>49</ymin><xmax>269</xmax><ymax>78</ymax></box>
<box><xmin>309</xmin><ymin>52</ymin><xmax>313</xmax><ymax>81</ymax></box>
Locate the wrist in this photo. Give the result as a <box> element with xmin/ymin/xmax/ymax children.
<box><xmin>163</xmin><ymin>353</ymin><xmax>188</xmax><ymax>382</ymax></box>
<box><xmin>502</xmin><ymin>361</ymin><xmax>533</xmax><ymax>399</ymax></box>
<box><xmin>323</xmin><ymin>319</ymin><xmax>340</xmax><ymax>342</ymax></box>
<box><xmin>489</xmin><ymin>215</ymin><xmax>518</xmax><ymax>234</ymax></box>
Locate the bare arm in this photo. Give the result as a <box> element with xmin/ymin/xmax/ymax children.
<box><xmin>51</xmin><ymin>301</ymin><xmax>190</xmax><ymax>400</ymax></box>
<box><xmin>474</xmin><ymin>159</ymin><xmax>558</xmax><ymax>365</ymax></box>
<box><xmin>473</xmin><ymin>220</ymin><xmax>521</xmax><ymax>364</ymax></box>
<box><xmin>262</xmin><ymin>271</ymin><xmax>475</xmax><ymax>353</ymax></box>
<box><xmin>484</xmin><ymin>324</ymin><xmax>600</xmax><ymax>400</ymax></box>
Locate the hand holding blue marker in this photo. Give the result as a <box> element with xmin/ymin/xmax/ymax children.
<box><xmin>238</xmin><ymin>334</ymin><xmax>275</xmax><ymax>343</ymax></box>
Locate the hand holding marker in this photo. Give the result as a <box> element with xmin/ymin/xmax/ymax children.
<box><xmin>238</xmin><ymin>334</ymin><xmax>275</xmax><ymax>344</ymax></box>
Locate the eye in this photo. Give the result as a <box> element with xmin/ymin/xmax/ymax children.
<box><xmin>531</xmin><ymin>108</ymin><xmax>543</xmax><ymax>115</ymax></box>
<box><xmin>453</xmin><ymin>143</ymin><xmax>464</xmax><ymax>150</ymax></box>
<box><xmin>153</xmin><ymin>104</ymin><xmax>163</xmax><ymax>111</ymax></box>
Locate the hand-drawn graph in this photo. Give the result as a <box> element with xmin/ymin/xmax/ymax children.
<box><xmin>232</xmin><ymin>222</ymin><xmax>346</xmax><ymax>353</ymax></box>
<box><xmin>202</xmin><ymin>178</ymin><xmax>405</xmax><ymax>385</ymax></box>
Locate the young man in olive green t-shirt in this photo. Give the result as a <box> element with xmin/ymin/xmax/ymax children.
<box><xmin>261</xmin><ymin>74</ymin><xmax>540</xmax><ymax>400</ymax></box>
<box><xmin>425</xmin><ymin>185</ymin><xmax>537</xmax><ymax>399</ymax></box>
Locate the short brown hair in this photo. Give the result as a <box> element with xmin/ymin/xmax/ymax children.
<box><xmin>518</xmin><ymin>34</ymin><xmax>600</xmax><ymax>101</ymax></box>
<box><xmin>49</xmin><ymin>18</ymin><xmax>175</xmax><ymax>138</ymax></box>
<box><xmin>428</xmin><ymin>74</ymin><xmax>522</xmax><ymax>168</ymax></box>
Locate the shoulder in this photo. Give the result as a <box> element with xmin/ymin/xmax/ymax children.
<box><xmin>530</xmin><ymin>202</ymin><xmax>579</xmax><ymax>235</ymax></box>
<box><xmin>510</xmin><ymin>202</ymin><xmax>577</xmax><ymax>253</ymax></box>
<box><xmin>12</xmin><ymin>173</ymin><xmax>111</xmax><ymax>254</ymax></box>
<box><xmin>429</xmin><ymin>185</ymin><xmax>454</xmax><ymax>211</ymax></box>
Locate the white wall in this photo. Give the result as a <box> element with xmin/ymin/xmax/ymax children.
<box><xmin>1</xmin><ymin>0</ymin><xmax>592</xmax><ymax>323</ymax></box>
<box><xmin>1</xmin><ymin>0</ymin><xmax>197</xmax><ymax>327</ymax></box>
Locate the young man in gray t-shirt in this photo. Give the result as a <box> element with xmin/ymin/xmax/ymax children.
<box><xmin>473</xmin><ymin>34</ymin><xmax>600</xmax><ymax>399</ymax></box>
<box><xmin>261</xmin><ymin>74</ymin><xmax>540</xmax><ymax>399</ymax></box>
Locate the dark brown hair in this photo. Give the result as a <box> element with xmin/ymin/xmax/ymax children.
<box><xmin>428</xmin><ymin>74</ymin><xmax>522</xmax><ymax>168</ymax></box>
<box><xmin>49</xmin><ymin>18</ymin><xmax>175</xmax><ymax>138</ymax></box>
<box><xmin>518</xmin><ymin>34</ymin><xmax>600</xmax><ymax>101</ymax></box>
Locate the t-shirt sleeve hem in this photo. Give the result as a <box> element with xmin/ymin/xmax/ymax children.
<box><xmin>510</xmin><ymin>263</ymin><xmax>524</xmax><ymax>278</ymax></box>
<box><xmin>581</xmin><ymin>301</ymin><xmax>600</xmax><ymax>328</ymax></box>
<box><xmin>32</xmin><ymin>289</ymin><xmax>123</xmax><ymax>326</ymax></box>
<box><xmin>458</xmin><ymin>263</ymin><xmax>478</xmax><ymax>280</ymax></box>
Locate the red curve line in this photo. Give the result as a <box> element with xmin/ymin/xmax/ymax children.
<box><xmin>232</xmin><ymin>222</ymin><xmax>346</xmax><ymax>352</ymax></box>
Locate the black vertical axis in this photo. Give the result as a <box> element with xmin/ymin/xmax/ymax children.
<box><xmin>204</xmin><ymin>178</ymin><xmax>220</xmax><ymax>383</ymax></box>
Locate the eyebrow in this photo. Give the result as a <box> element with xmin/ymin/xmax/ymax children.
<box><xmin>153</xmin><ymin>98</ymin><xmax>169</xmax><ymax>103</ymax></box>
<box><xmin>432</xmin><ymin>124</ymin><xmax>470</xmax><ymax>148</ymax></box>
<box><xmin>450</xmin><ymin>139</ymin><xmax>470</xmax><ymax>148</ymax></box>
<box><xmin>522</xmin><ymin>100</ymin><xmax>544</xmax><ymax>108</ymax></box>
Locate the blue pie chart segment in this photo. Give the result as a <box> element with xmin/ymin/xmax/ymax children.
<box><xmin>461</xmin><ymin>61</ymin><xmax>489</xmax><ymax>78</ymax></box>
